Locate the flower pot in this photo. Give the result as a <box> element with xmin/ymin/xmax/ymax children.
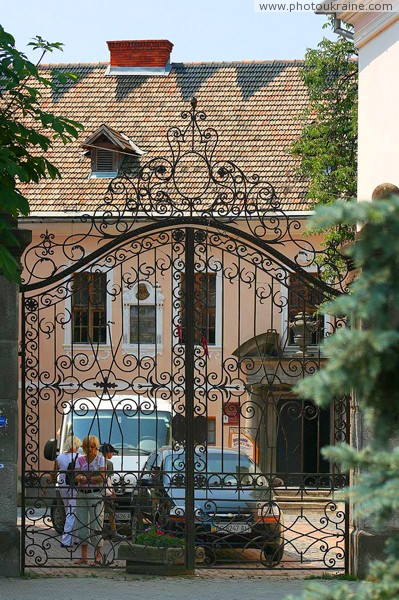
<box><xmin>118</xmin><ymin>543</ymin><xmax>204</xmax><ymax>575</ymax></box>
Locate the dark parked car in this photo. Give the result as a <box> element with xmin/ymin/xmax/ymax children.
<box><xmin>131</xmin><ymin>447</ymin><xmax>284</xmax><ymax>564</ymax></box>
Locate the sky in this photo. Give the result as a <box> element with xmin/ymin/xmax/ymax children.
<box><xmin>1</xmin><ymin>0</ymin><xmax>336</xmax><ymax>64</ymax></box>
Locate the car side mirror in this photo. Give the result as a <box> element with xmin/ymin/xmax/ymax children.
<box><xmin>44</xmin><ymin>438</ymin><xmax>58</xmax><ymax>461</ymax></box>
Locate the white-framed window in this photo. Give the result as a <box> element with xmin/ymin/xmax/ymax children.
<box><xmin>207</xmin><ymin>417</ymin><xmax>217</xmax><ymax>445</ymax></box>
<box><xmin>174</xmin><ymin>266</ymin><xmax>222</xmax><ymax>350</ymax></box>
<box><xmin>123</xmin><ymin>281</ymin><xmax>164</xmax><ymax>356</ymax></box>
<box><xmin>281</xmin><ymin>268</ymin><xmax>332</xmax><ymax>353</ymax></box>
<box><xmin>64</xmin><ymin>267</ymin><xmax>113</xmax><ymax>349</ymax></box>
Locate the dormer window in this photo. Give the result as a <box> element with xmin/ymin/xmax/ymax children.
<box><xmin>81</xmin><ymin>124</ymin><xmax>145</xmax><ymax>179</ymax></box>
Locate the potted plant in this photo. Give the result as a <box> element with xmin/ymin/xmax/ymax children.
<box><xmin>118</xmin><ymin>528</ymin><xmax>204</xmax><ymax>575</ymax></box>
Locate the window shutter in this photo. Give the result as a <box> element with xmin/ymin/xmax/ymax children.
<box><xmin>95</xmin><ymin>149</ymin><xmax>115</xmax><ymax>172</ymax></box>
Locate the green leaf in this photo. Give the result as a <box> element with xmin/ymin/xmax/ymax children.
<box><xmin>0</xmin><ymin>244</ymin><xmax>21</xmax><ymax>283</ymax></box>
<box><xmin>0</xmin><ymin>183</ymin><xmax>30</xmax><ymax>216</ymax></box>
<box><xmin>45</xmin><ymin>160</ymin><xmax>61</xmax><ymax>179</ymax></box>
<box><xmin>0</xmin><ymin>25</ymin><xmax>83</xmax><ymax>281</ymax></box>
<box><xmin>291</xmin><ymin>19</ymin><xmax>358</xmax><ymax>267</ymax></box>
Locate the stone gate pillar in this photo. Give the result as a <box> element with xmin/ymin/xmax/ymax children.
<box><xmin>0</xmin><ymin>216</ymin><xmax>31</xmax><ymax>576</ymax></box>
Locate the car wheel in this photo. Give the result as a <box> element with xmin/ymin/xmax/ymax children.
<box><xmin>262</xmin><ymin>544</ymin><xmax>284</xmax><ymax>566</ymax></box>
<box><xmin>50</xmin><ymin>497</ymin><xmax>66</xmax><ymax>534</ymax></box>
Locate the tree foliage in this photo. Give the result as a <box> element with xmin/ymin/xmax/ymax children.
<box><xmin>288</xmin><ymin>197</ymin><xmax>399</xmax><ymax>599</ymax></box>
<box><xmin>0</xmin><ymin>25</ymin><xmax>83</xmax><ymax>282</ymax></box>
<box><xmin>292</xmin><ymin>20</ymin><xmax>358</xmax><ymax>250</ymax></box>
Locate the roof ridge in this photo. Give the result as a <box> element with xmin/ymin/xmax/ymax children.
<box><xmin>40</xmin><ymin>61</ymin><xmax>109</xmax><ymax>67</ymax></box>
<box><xmin>178</xmin><ymin>59</ymin><xmax>304</xmax><ymax>65</ymax></box>
<box><xmin>39</xmin><ymin>59</ymin><xmax>305</xmax><ymax>68</ymax></box>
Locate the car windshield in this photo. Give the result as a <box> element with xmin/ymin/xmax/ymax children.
<box><xmin>64</xmin><ymin>409</ymin><xmax>171</xmax><ymax>455</ymax></box>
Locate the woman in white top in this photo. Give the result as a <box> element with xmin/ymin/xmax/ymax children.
<box><xmin>74</xmin><ymin>435</ymin><xmax>106</xmax><ymax>565</ymax></box>
<box><xmin>56</xmin><ymin>435</ymin><xmax>81</xmax><ymax>548</ymax></box>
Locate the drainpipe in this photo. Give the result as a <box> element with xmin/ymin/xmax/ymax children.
<box><xmin>333</xmin><ymin>16</ymin><xmax>354</xmax><ymax>40</ymax></box>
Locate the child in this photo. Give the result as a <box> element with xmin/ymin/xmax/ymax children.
<box><xmin>99</xmin><ymin>443</ymin><xmax>125</xmax><ymax>542</ymax></box>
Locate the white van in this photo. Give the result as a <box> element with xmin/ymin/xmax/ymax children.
<box><xmin>46</xmin><ymin>394</ymin><xmax>172</xmax><ymax>528</ymax></box>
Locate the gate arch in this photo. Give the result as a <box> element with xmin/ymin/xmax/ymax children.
<box><xmin>20</xmin><ymin>100</ymin><xmax>349</xmax><ymax>573</ymax></box>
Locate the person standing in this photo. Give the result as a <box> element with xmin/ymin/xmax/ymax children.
<box><xmin>74</xmin><ymin>435</ymin><xmax>106</xmax><ymax>565</ymax></box>
<box><xmin>56</xmin><ymin>435</ymin><xmax>81</xmax><ymax>548</ymax></box>
<box><xmin>100</xmin><ymin>443</ymin><xmax>125</xmax><ymax>542</ymax></box>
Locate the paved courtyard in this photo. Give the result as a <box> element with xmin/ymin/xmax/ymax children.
<box><xmin>0</xmin><ymin>576</ymin><xmax>358</xmax><ymax>600</ymax></box>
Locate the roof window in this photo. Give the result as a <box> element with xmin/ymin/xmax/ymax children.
<box><xmin>81</xmin><ymin>124</ymin><xmax>145</xmax><ymax>179</ymax></box>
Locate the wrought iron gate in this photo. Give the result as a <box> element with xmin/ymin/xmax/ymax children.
<box><xmin>20</xmin><ymin>100</ymin><xmax>350</xmax><ymax>572</ymax></box>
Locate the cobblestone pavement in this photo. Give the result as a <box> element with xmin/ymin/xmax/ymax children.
<box><xmin>0</xmin><ymin>576</ymin><xmax>358</xmax><ymax>600</ymax></box>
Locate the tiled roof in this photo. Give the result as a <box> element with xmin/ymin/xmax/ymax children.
<box><xmin>20</xmin><ymin>61</ymin><xmax>310</xmax><ymax>214</ymax></box>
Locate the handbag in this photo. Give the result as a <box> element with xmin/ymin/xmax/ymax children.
<box><xmin>104</xmin><ymin>475</ymin><xmax>116</xmax><ymax>497</ymax></box>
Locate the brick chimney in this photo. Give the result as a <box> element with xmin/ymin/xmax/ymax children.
<box><xmin>106</xmin><ymin>40</ymin><xmax>173</xmax><ymax>76</ymax></box>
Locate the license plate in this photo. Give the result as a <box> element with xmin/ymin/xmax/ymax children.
<box><xmin>115</xmin><ymin>511</ymin><xmax>130</xmax><ymax>521</ymax></box>
<box><xmin>213</xmin><ymin>522</ymin><xmax>251</xmax><ymax>534</ymax></box>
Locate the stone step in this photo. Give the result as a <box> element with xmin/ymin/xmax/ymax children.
<box><xmin>274</xmin><ymin>488</ymin><xmax>338</xmax><ymax>501</ymax></box>
<box><xmin>278</xmin><ymin>501</ymin><xmax>338</xmax><ymax>511</ymax></box>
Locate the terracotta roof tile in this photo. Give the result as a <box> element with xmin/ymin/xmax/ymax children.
<box><xmin>20</xmin><ymin>61</ymin><xmax>310</xmax><ymax>214</ymax></box>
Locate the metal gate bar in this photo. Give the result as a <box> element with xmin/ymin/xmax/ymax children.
<box><xmin>184</xmin><ymin>228</ymin><xmax>196</xmax><ymax>571</ymax></box>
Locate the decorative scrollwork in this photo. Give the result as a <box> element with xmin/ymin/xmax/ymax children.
<box><xmin>20</xmin><ymin>100</ymin><xmax>350</xmax><ymax>572</ymax></box>
<box><xmin>21</xmin><ymin>99</ymin><xmax>349</xmax><ymax>291</ymax></box>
